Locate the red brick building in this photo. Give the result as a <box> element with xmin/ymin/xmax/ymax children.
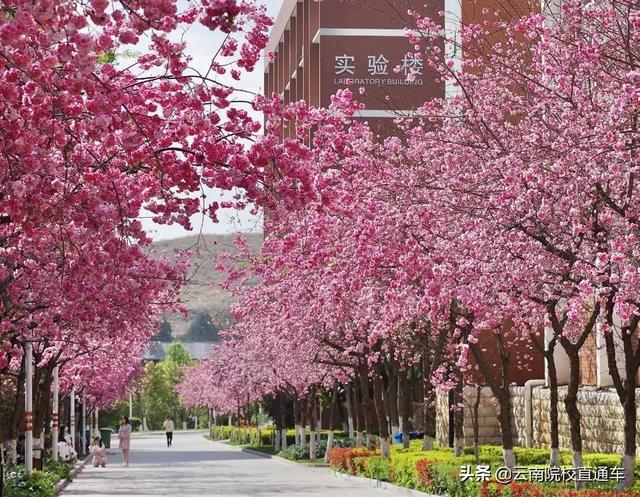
<box><xmin>263</xmin><ymin>0</ymin><xmax>444</xmax><ymax>135</ymax></box>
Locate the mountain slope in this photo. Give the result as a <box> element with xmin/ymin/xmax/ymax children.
<box><xmin>153</xmin><ymin>233</ymin><xmax>263</xmax><ymax>338</ymax></box>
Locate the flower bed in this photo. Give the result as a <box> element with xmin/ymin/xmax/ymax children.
<box><xmin>327</xmin><ymin>443</ymin><xmax>640</xmax><ymax>497</ymax></box>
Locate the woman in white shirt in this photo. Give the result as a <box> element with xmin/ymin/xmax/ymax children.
<box><xmin>163</xmin><ymin>416</ymin><xmax>175</xmax><ymax>447</ymax></box>
<box><xmin>57</xmin><ymin>425</ymin><xmax>77</xmax><ymax>462</ymax></box>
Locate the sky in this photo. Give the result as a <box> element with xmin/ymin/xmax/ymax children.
<box><xmin>140</xmin><ymin>0</ymin><xmax>285</xmax><ymax>241</ymax></box>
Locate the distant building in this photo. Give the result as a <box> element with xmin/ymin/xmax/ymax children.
<box><xmin>143</xmin><ymin>342</ymin><xmax>213</xmax><ymax>362</ymax></box>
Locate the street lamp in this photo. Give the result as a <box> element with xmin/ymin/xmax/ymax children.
<box><xmin>24</xmin><ymin>337</ymin><xmax>33</xmax><ymax>475</ymax></box>
<box><xmin>51</xmin><ymin>365</ymin><xmax>59</xmax><ymax>462</ymax></box>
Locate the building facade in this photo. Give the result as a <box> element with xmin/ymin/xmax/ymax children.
<box><xmin>264</xmin><ymin>0</ymin><xmax>445</xmax><ymax>135</ymax></box>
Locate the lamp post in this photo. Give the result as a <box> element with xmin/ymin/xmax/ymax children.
<box><xmin>51</xmin><ymin>365</ymin><xmax>59</xmax><ymax>461</ymax></box>
<box><xmin>81</xmin><ymin>393</ymin><xmax>86</xmax><ymax>455</ymax></box>
<box><xmin>24</xmin><ymin>339</ymin><xmax>33</xmax><ymax>475</ymax></box>
<box><xmin>70</xmin><ymin>390</ymin><xmax>76</xmax><ymax>450</ymax></box>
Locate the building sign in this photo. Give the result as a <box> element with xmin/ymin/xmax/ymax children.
<box><xmin>320</xmin><ymin>36</ymin><xmax>442</xmax><ymax>109</ymax></box>
<box><xmin>335</xmin><ymin>54</ymin><xmax>356</xmax><ymax>75</ymax></box>
<box><xmin>334</xmin><ymin>52</ymin><xmax>423</xmax><ymax>85</ymax></box>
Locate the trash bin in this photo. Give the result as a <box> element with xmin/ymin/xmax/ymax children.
<box><xmin>99</xmin><ymin>428</ymin><xmax>113</xmax><ymax>449</ymax></box>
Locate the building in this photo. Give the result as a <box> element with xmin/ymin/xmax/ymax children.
<box><xmin>263</xmin><ymin>0</ymin><xmax>539</xmax><ymax>133</ymax></box>
<box><xmin>264</xmin><ymin>0</ymin><xmax>445</xmax><ymax>135</ymax></box>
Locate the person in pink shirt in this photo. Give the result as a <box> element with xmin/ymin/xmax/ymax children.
<box><xmin>117</xmin><ymin>416</ymin><xmax>132</xmax><ymax>467</ymax></box>
<box><xmin>90</xmin><ymin>436</ymin><xmax>107</xmax><ymax>467</ymax></box>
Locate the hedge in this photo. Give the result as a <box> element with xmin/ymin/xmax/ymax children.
<box><xmin>3</xmin><ymin>460</ymin><xmax>75</xmax><ymax>497</ymax></box>
<box><xmin>213</xmin><ymin>426</ymin><xmax>348</xmax><ymax>448</ymax></box>
<box><xmin>327</xmin><ymin>444</ymin><xmax>640</xmax><ymax>497</ymax></box>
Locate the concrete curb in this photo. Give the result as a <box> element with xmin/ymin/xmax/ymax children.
<box><xmin>54</xmin><ymin>454</ymin><xmax>91</xmax><ymax>496</ymax></box>
<box><xmin>239</xmin><ymin>447</ymin><xmax>330</xmax><ymax>468</ymax></box>
<box><xmin>204</xmin><ymin>437</ymin><xmax>327</xmax><ymax>468</ymax></box>
<box><xmin>330</xmin><ymin>470</ymin><xmax>439</xmax><ymax>497</ymax></box>
<box><xmin>238</xmin><ymin>447</ymin><xmax>300</xmax><ymax>467</ymax></box>
<box><xmin>208</xmin><ymin>439</ymin><xmax>298</xmax><ymax>467</ymax></box>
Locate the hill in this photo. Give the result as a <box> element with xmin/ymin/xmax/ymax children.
<box><xmin>152</xmin><ymin>233</ymin><xmax>263</xmax><ymax>339</ymax></box>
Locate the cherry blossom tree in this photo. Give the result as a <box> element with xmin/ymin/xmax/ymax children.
<box><xmin>0</xmin><ymin>0</ymin><xmax>272</xmax><ymax>464</ymax></box>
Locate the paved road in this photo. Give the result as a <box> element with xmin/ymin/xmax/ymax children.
<box><xmin>61</xmin><ymin>431</ymin><xmax>408</xmax><ymax>497</ymax></box>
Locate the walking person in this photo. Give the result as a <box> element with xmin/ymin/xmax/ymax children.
<box><xmin>163</xmin><ymin>416</ymin><xmax>175</xmax><ymax>447</ymax></box>
<box><xmin>117</xmin><ymin>416</ymin><xmax>132</xmax><ymax>466</ymax></box>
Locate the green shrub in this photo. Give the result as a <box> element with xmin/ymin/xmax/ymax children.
<box><xmin>429</xmin><ymin>463</ymin><xmax>480</xmax><ymax>497</ymax></box>
<box><xmin>514</xmin><ymin>447</ymin><xmax>565</xmax><ymax>466</ymax></box>
<box><xmin>278</xmin><ymin>440</ymin><xmax>328</xmax><ymax>460</ymax></box>
<box><xmin>128</xmin><ymin>416</ymin><xmax>142</xmax><ymax>432</ymax></box>
<box><xmin>474</xmin><ymin>445</ymin><xmax>505</xmax><ymax>464</ymax></box>
<box><xmin>279</xmin><ymin>444</ymin><xmax>310</xmax><ymax>460</ymax></box>
<box><xmin>258</xmin><ymin>428</ymin><xmax>296</xmax><ymax>446</ymax></box>
<box><xmin>390</xmin><ymin>453</ymin><xmax>423</xmax><ymax>489</ymax></box>
<box><xmin>43</xmin><ymin>459</ymin><xmax>72</xmax><ymax>482</ymax></box>
<box><xmin>333</xmin><ymin>437</ymin><xmax>358</xmax><ymax>448</ymax></box>
<box><xmin>4</xmin><ymin>467</ymin><xmax>60</xmax><ymax>497</ymax></box>
<box><xmin>364</xmin><ymin>456</ymin><xmax>392</xmax><ymax>481</ymax></box>
<box><xmin>350</xmin><ymin>456</ymin><xmax>368</xmax><ymax>476</ymax></box>
<box><xmin>582</xmin><ymin>453</ymin><xmax>626</xmax><ymax>469</ymax></box>
<box><xmin>215</xmin><ymin>425</ymin><xmax>233</xmax><ymax>440</ymax></box>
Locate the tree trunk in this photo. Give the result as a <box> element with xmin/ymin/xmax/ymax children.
<box><xmin>469</xmin><ymin>339</ymin><xmax>515</xmax><ymax>469</ymax></box>
<box><xmin>279</xmin><ymin>394</ymin><xmax>288</xmax><ymax>450</ymax></box>
<box><xmin>308</xmin><ymin>396</ymin><xmax>317</xmax><ymax>459</ymax></box>
<box><xmin>399</xmin><ymin>368</ymin><xmax>412</xmax><ymax>449</ymax></box>
<box><xmin>472</xmin><ymin>385</ymin><xmax>481</xmax><ymax>465</ymax></box>
<box><xmin>496</xmin><ymin>390</ymin><xmax>515</xmax><ymax>469</ymax></box>
<box><xmin>358</xmin><ymin>365</ymin><xmax>377</xmax><ymax>449</ymax></box>
<box><xmin>345</xmin><ymin>384</ymin><xmax>355</xmax><ymax>439</ymax></box>
<box><xmin>386</xmin><ymin>360</ymin><xmax>400</xmax><ymax>437</ymax></box>
<box><xmin>372</xmin><ymin>362</ymin><xmax>390</xmax><ymax>457</ymax></box>
<box><xmin>531</xmin><ymin>328</ymin><xmax>560</xmax><ymax>467</ymax></box>
<box><xmin>353</xmin><ymin>379</ymin><xmax>364</xmax><ymax>446</ymax></box>
<box><xmin>549</xmin><ymin>300</ymin><xmax>598</xmax><ymax>486</ymax></box>
<box><xmin>316</xmin><ymin>401</ymin><xmax>322</xmax><ymax>444</ymax></box>
<box><xmin>274</xmin><ymin>428</ymin><xmax>281</xmax><ymax>452</ymax></box>
<box><xmin>547</xmin><ymin>352</ymin><xmax>560</xmax><ymax>467</ymax></box>
<box><xmin>563</xmin><ymin>350</ymin><xmax>583</xmax><ymax>483</ymax></box>
<box><xmin>298</xmin><ymin>402</ymin><xmax>307</xmax><ymax>448</ymax></box>
<box><xmin>273</xmin><ymin>395</ymin><xmax>281</xmax><ymax>451</ymax></box>
<box><xmin>324</xmin><ymin>383</ymin><xmax>339</xmax><ymax>462</ymax></box>
<box><xmin>293</xmin><ymin>398</ymin><xmax>301</xmax><ymax>446</ymax></box>
<box><xmin>33</xmin><ymin>363</ymin><xmax>54</xmax><ymax>454</ymax></box>
<box><xmin>602</xmin><ymin>305</ymin><xmax>640</xmax><ymax>490</ymax></box>
<box><xmin>4</xmin><ymin>439</ymin><xmax>17</xmax><ymax>466</ymax></box>
<box><xmin>422</xmin><ymin>353</ymin><xmax>435</xmax><ymax>450</ymax></box>
<box><xmin>620</xmin><ymin>371</ymin><xmax>637</xmax><ymax>490</ymax></box>
<box><xmin>452</xmin><ymin>380</ymin><xmax>464</xmax><ymax>457</ymax></box>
